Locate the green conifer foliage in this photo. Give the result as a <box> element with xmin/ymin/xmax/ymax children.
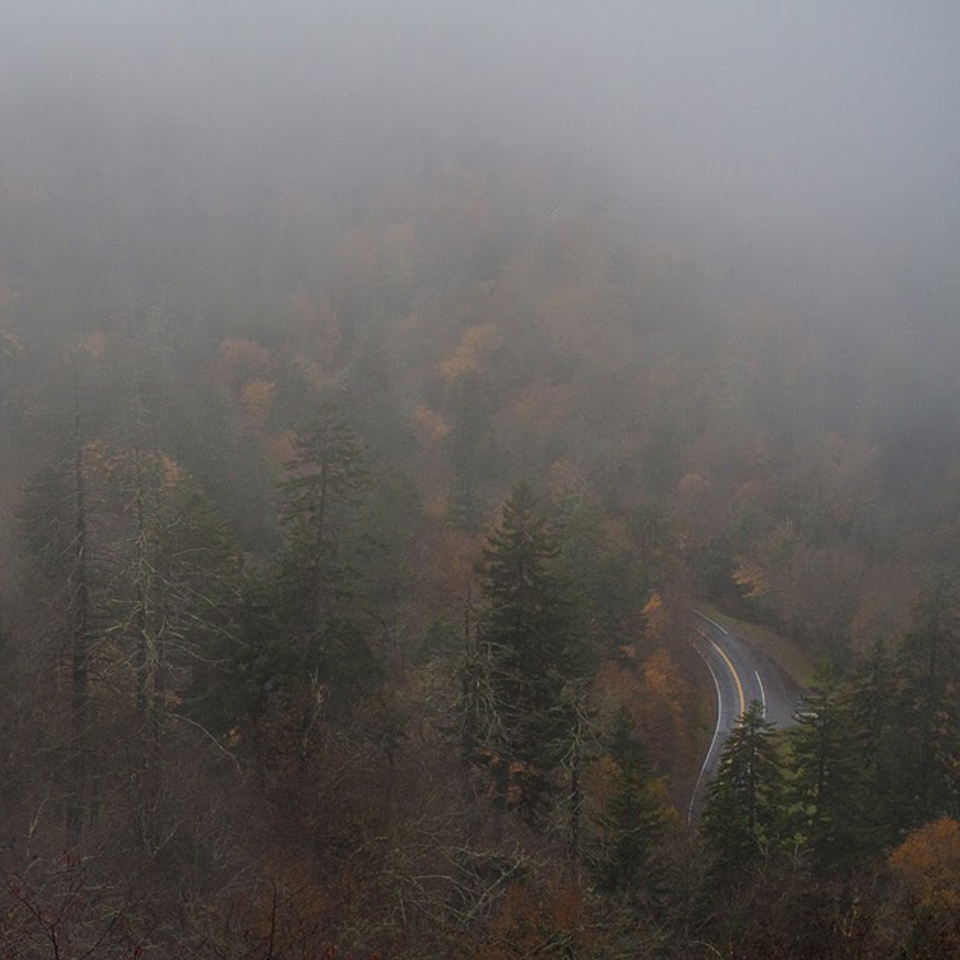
<box><xmin>279</xmin><ymin>403</ymin><xmax>368</xmax><ymax>569</ymax></box>
<box><xmin>474</xmin><ymin>481</ymin><xmax>586</xmax><ymax>821</ymax></box>
<box><xmin>275</xmin><ymin>404</ymin><xmax>375</xmax><ymax>694</ymax></box>
<box><xmin>788</xmin><ymin>675</ymin><xmax>867</xmax><ymax>870</ymax></box>
<box><xmin>895</xmin><ymin>574</ymin><xmax>960</xmax><ymax>829</ymax></box>
<box><xmin>847</xmin><ymin>639</ymin><xmax>901</xmax><ymax>848</ymax></box>
<box><xmin>701</xmin><ymin>701</ymin><xmax>785</xmax><ymax>876</ymax></box>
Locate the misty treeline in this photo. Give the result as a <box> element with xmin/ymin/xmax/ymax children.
<box><xmin>0</xmin><ymin>139</ymin><xmax>958</xmax><ymax>957</ymax></box>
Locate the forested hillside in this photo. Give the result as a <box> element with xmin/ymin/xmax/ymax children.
<box><xmin>1</xmin><ymin>3</ymin><xmax>959</xmax><ymax>957</ymax></box>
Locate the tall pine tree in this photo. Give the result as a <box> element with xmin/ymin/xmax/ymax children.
<box><xmin>276</xmin><ymin>403</ymin><xmax>374</xmax><ymax>694</ymax></box>
<box><xmin>471</xmin><ymin>482</ymin><xmax>588</xmax><ymax>823</ymax></box>
<box><xmin>847</xmin><ymin>639</ymin><xmax>900</xmax><ymax>848</ymax></box>
<box><xmin>895</xmin><ymin>573</ymin><xmax>960</xmax><ymax>830</ymax></box>
<box><xmin>788</xmin><ymin>674</ymin><xmax>867</xmax><ymax>871</ymax></box>
<box><xmin>701</xmin><ymin>701</ymin><xmax>786</xmax><ymax>876</ymax></box>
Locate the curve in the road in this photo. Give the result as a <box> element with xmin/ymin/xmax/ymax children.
<box><xmin>687</xmin><ymin>611</ymin><xmax>800</xmax><ymax>823</ymax></box>
<box><xmin>700</xmin><ymin>630</ymin><xmax>744</xmax><ymax>716</ymax></box>
<box><xmin>686</xmin><ymin>646</ymin><xmax>724</xmax><ymax>824</ymax></box>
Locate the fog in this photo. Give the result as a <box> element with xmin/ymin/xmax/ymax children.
<box><xmin>4</xmin><ymin>9</ymin><xmax>960</xmax><ymax>950</ymax></box>
<box><xmin>1</xmin><ymin>1</ymin><xmax>957</xmax><ymax>356</ymax></box>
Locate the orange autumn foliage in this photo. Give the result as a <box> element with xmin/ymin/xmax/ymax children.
<box><xmin>643</xmin><ymin>647</ymin><xmax>686</xmax><ymax>710</ymax></box>
<box><xmin>439</xmin><ymin>323</ymin><xmax>499</xmax><ymax>383</ymax></box>
<box><xmin>732</xmin><ymin>556</ymin><xmax>770</xmax><ymax>600</ymax></box>
<box><xmin>594</xmin><ymin>648</ymin><xmax>691</xmax><ymax>775</ymax></box>
<box><xmin>471</xmin><ymin>883</ymin><xmax>590</xmax><ymax>960</ymax></box>
<box><xmin>642</xmin><ymin>592</ymin><xmax>669</xmax><ymax>643</ymax></box>
<box><xmin>412</xmin><ymin>404</ymin><xmax>450</xmax><ymax>444</ymax></box>
<box><xmin>890</xmin><ymin>817</ymin><xmax>960</xmax><ymax>912</ymax></box>
<box><xmin>217</xmin><ymin>337</ymin><xmax>273</xmax><ymax>390</ymax></box>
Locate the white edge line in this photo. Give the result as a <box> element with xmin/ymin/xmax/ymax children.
<box><xmin>688</xmin><ymin>645</ymin><xmax>723</xmax><ymax>824</ymax></box>
<box><xmin>755</xmin><ymin>670</ymin><xmax>766</xmax><ymax>717</ymax></box>
<box><xmin>694</xmin><ymin>610</ymin><xmax>729</xmax><ymax>635</ymax></box>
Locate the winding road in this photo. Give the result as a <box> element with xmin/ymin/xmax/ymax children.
<box><xmin>687</xmin><ymin>611</ymin><xmax>800</xmax><ymax>822</ymax></box>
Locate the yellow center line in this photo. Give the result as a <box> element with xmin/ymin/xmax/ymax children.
<box><xmin>696</xmin><ymin>628</ymin><xmax>745</xmax><ymax>716</ymax></box>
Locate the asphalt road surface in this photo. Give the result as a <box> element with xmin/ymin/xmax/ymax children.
<box><xmin>687</xmin><ymin>611</ymin><xmax>801</xmax><ymax>823</ymax></box>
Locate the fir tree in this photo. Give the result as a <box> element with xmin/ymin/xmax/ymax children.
<box><xmin>847</xmin><ymin>639</ymin><xmax>901</xmax><ymax>848</ymax></box>
<box><xmin>474</xmin><ymin>481</ymin><xmax>588</xmax><ymax>822</ymax></box>
<box><xmin>275</xmin><ymin>404</ymin><xmax>375</xmax><ymax>700</ymax></box>
<box><xmin>788</xmin><ymin>674</ymin><xmax>867</xmax><ymax>870</ymax></box>
<box><xmin>894</xmin><ymin>573</ymin><xmax>960</xmax><ymax>829</ymax></box>
<box><xmin>279</xmin><ymin>402</ymin><xmax>368</xmax><ymax>592</ymax></box>
<box><xmin>701</xmin><ymin>701</ymin><xmax>786</xmax><ymax>876</ymax></box>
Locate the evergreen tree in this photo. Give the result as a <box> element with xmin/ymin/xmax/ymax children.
<box><xmin>549</xmin><ymin>467</ymin><xmax>641</xmax><ymax>652</ymax></box>
<box><xmin>788</xmin><ymin>674</ymin><xmax>867</xmax><ymax>870</ymax></box>
<box><xmin>894</xmin><ymin>573</ymin><xmax>960</xmax><ymax>830</ymax></box>
<box><xmin>279</xmin><ymin>402</ymin><xmax>368</xmax><ymax>588</ymax></box>
<box><xmin>847</xmin><ymin>639</ymin><xmax>901</xmax><ymax>847</ymax></box>
<box><xmin>473</xmin><ymin>481</ymin><xmax>587</xmax><ymax>822</ymax></box>
<box><xmin>701</xmin><ymin>701</ymin><xmax>786</xmax><ymax>876</ymax></box>
<box><xmin>276</xmin><ymin>403</ymin><xmax>374</xmax><ymax>692</ymax></box>
<box><xmin>593</xmin><ymin>707</ymin><xmax>666</xmax><ymax>897</ymax></box>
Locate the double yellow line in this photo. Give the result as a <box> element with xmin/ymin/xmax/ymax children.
<box><xmin>696</xmin><ymin>628</ymin><xmax>745</xmax><ymax>716</ymax></box>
